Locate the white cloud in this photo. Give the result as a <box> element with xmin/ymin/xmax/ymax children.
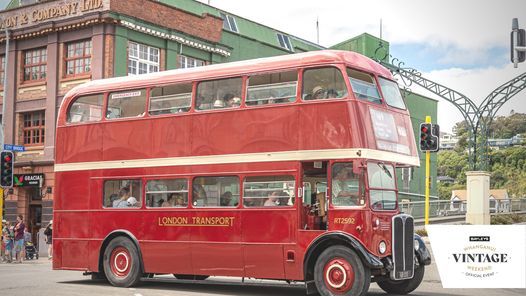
<box><xmin>204</xmin><ymin>0</ymin><xmax>526</xmax><ymax>51</ymax></box>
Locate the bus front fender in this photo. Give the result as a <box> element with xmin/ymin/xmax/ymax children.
<box><xmin>304</xmin><ymin>231</ymin><xmax>384</xmax><ymax>278</ymax></box>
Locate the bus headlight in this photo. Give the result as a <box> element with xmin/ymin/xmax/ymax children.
<box><xmin>414</xmin><ymin>239</ymin><xmax>420</xmax><ymax>251</ymax></box>
<box><xmin>379</xmin><ymin>241</ymin><xmax>387</xmax><ymax>254</ymax></box>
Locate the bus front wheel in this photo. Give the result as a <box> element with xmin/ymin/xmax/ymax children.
<box><xmin>103</xmin><ymin>236</ymin><xmax>142</xmax><ymax>287</ymax></box>
<box><xmin>314</xmin><ymin>246</ymin><xmax>370</xmax><ymax>296</ymax></box>
<box><xmin>377</xmin><ymin>265</ymin><xmax>425</xmax><ymax>295</ymax></box>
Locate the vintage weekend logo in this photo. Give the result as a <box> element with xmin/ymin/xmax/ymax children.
<box><xmin>450</xmin><ymin>236</ymin><xmax>509</xmax><ymax>279</ymax></box>
<box><xmin>427</xmin><ymin>225</ymin><xmax>525</xmax><ymax>288</ymax></box>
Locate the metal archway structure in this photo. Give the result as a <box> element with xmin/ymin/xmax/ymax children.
<box><xmin>374</xmin><ymin>43</ymin><xmax>526</xmax><ymax>171</ymax></box>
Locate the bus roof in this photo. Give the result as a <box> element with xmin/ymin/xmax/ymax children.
<box><xmin>64</xmin><ymin>50</ymin><xmax>392</xmax><ymax>98</ymax></box>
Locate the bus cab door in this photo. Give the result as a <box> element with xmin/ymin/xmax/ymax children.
<box><xmin>296</xmin><ymin>162</ymin><xmax>329</xmax><ymax>279</ymax></box>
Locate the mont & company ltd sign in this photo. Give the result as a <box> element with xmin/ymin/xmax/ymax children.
<box><xmin>0</xmin><ymin>0</ymin><xmax>107</xmax><ymax>30</ymax></box>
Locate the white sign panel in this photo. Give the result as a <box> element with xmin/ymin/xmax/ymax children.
<box><xmin>427</xmin><ymin>225</ymin><xmax>526</xmax><ymax>288</ymax></box>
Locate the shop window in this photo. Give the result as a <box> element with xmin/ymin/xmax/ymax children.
<box><xmin>177</xmin><ymin>55</ymin><xmax>206</xmax><ymax>69</ymax></box>
<box><xmin>106</xmin><ymin>89</ymin><xmax>146</xmax><ymax>119</ymax></box>
<box><xmin>277</xmin><ymin>33</ymin><xmax>293</xmax><ymax>51</ymax></box>
<box><xmin>67</xmin><ymin>94</ymin><xmax>104</xmax><ymax>123</ymax></box>
<box><xmin>23</xmin><ymin>48</ymin><xmax>47</xmax><ymax>81</ymax></box>
<box><xmin>302</xmin><ymin>67</ymin><xmax>347</xmax><ymax>100</ymax></box>
<box><xmin>65</xmin><ymin>39</ymin><xmax>92</xmax><ymax>76</ymax></box>
<box><xmin>22</xmin><ymin>111</ymin><xmax>45</xmax><ymax>146</ymax></box>
<box><xmin>220</xmin><ymin>12</ymin><xmax>238</xmax><ymax>33</ymax></box>
<box><xmin>196</xmin><ymin>77</ymin><xmax>242</xmax><ymax>110</ymax></box>
<box><xmin>149</xmin><ymin>83</ymin><xmax>192</xmax><ymax>115</ymax></box>
<box><xmin>103</xmin><ymin>180</ymin><xmax>142</xmax><ymax>208</ymax></box>
<box><xmin>246</xmin><ymin>71</ymin><xmax>297</xmax><ymax>106</ymax></box>
<box><xmin>192</xmin><ymin>176</ymin><xmax>239</xmax><ymax>207</ymax></box>
<box><xmin>243</xmin><ymin>176</ymin><xmax>295</xmax><ymax>207</ymax></box>
<box><xmin>128</xmin><ymin>42</ymin><xmax>159</xmax><ymax>75</ymax></box>
<box><xmin>146</xmin><ymin>179</ymin><xmax>188</xmax><ymax>208</ymax></box>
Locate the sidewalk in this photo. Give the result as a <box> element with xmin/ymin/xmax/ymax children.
<box><xmin>0</xmin><ymin>257</ymin><xmax>51</xmax><ymax>265</ymax></box>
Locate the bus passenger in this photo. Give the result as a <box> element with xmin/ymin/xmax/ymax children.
<box><xmin>220</xmin><ymin>191</ymin><xmax>234</xmax><ymax>206</ymax></box>
<box><xmin>312</xmin><ymin>86</ymin><xmax>326</xmax><ymax>100</ymax></box>
<box><xmin>127</xmin><ymin>197</ymin><xmax>138</xmax><ymax>207</ymax></box>
<box><xmin>192</xmin><ymin>184</ymin><xmax>207</xmax><ymax>206</ymax></box>
<box><xmin>162</xmin><ymin>194</ymin><xmax>175</xmax><ymax>207</ymax></box>
<box><xmin>113</xmin><ymin>187</ymin><xmax>131</xmax><ymax>208</ymax></box>
<box><xmin>277</xmin><ymin>191</ymin><xmax>290</xmax><ymax>206</ymax></box>
<box><xmin>264</xmin><ymin>191</ymin><xmax>280</xmax><ymax>206</ymax></box>
<box><xmin>224</xmin><ymin>94</ymin><xmax>241</xmax><ymax>108</ymax></box>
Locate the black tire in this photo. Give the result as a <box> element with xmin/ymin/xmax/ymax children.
<box><xmin>314</xmin><ymin>246</ymin><xmax>371</xmax><ymax>296</ymax></box>
<box><xmin>377</xmin><ymin>265</ymin><xmax>425</xmax><ymax>295</ymax></box>
<box><xmin>103</xmin><ymin>236</ymin><xmax>142</xmax><ymax>287</ymax></box>
<box><xmin>173</xmin><ymin>274</ymin><xmax>209</xmax><ymax>280</ymax></box>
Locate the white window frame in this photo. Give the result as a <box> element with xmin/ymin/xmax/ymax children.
<box><xmin>220</xmin><ymin>12</ymin><xmax>238</xmax><ymax>33</ymax></box>
<box><xmin>128</xmin><ymin>41</ymin><xmax>160</xmax><ymax>76</ymax></box>
<box><xmin>277</xmin><ymin>33</ymin><xmax>294</xmax><ymax>52</ymax></box>
<box><xmin>178</xmin><ymin>55</ymin><xmax>206</xmax><ymax>69</ymax></box>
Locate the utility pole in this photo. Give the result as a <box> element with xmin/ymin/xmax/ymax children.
<box><xmin>1</xmin><ymin>29</ymin><xmax>9</xmax><ymax>150</ymax></box>
<box><xmin>511</xmin><ymin>18</ymin><xmax>526</xmax><ymax>68</ymax></box>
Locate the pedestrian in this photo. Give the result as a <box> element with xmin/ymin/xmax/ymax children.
<box><xmin>24</xmin><ymin>226</ymin><xmax>32</xmax><ymax>260</ymax></box>
<box><xmin>0</xmin><ymin>220</ymin><xmax>5</xmax><ymax>262</ymax></box>
<box><xmin>2</xmin><ymin>220</ymin><xmax>14</xmax><ymax>263</ymax></box>
<box><xmin>44</xmin><ymin>220</ymin><xmax>53</xmax><ymax>260</ymax></box>
<box><xmin>14</xmin><ymin>214</ymin><xmax>25</xmax><ymax>263</ymax></box>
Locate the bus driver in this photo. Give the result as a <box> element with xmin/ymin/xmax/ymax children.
<box><xmin>332</xmin><ymin>166</ymin><xmax>359</xmax><ymax>206</ymax></box>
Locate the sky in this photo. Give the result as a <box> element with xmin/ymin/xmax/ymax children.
<box><xmin>200</xmin><ymin>0</ymin><xmax>526</xmax><ymax>133</ymax></box>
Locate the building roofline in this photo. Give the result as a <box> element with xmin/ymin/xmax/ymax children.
<box><xmin>163</xmin><ymin>0</ymin><xmax>325</xmax><ymax>50</ymax></box>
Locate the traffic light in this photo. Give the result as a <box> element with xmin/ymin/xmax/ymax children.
<box><xmin>420</xmin><ymin>123</ymin><xmax>439</xmax><ymax>152</ymax></box>
<box><xmin>0</xmin><ymin>151</ymin><xmax>14</xmax><ymax>188</ymax></box>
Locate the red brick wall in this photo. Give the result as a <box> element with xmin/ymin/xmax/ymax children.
<box><xmin>110</xmin><ymin>0</ymin><xmax>223</xmax><ymax>43</ymax></box>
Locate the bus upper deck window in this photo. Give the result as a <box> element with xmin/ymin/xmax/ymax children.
<box><xmin>67</xmin><ymin>94</ymin><xmax>104</xmax><ymax>123</ymax></box>
<box><xmin>302</xmin><ymin>67</ymin><xmax>347</xmax><ymax>101</ymax></box>
<box><xmin>246</xmin><ymin>71</ymin><xmax>297</xmax><ymax>106</ymax></box>
<box><xmin>149</xmin><ymin>83</ymin><xmax>192</xmax><ymax>115</ymax></box>
<box><xmin>196</xmin><ymin>78</ymin><xmax>242</xmax><ymax>111</ymax></box>
<box><xmin>347</xmin><ymin>68</ymin><xmax>381</xmax><ymax>104</ymax></box>
<box><xmin>378</xmin><ymin>77</ymin><xmax>406</xmax><ymax>110</ymax></box>
<box><xmin>106</xmin><ymin>89</ymin><xmax>147</xmax><ymax>119</ymax></box>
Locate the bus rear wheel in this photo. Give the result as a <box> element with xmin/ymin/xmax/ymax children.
<box><xmin>103</xmin><ymin>236</ymin><xmax>142</xmax><ymax>287</ymax></box>
<box><xmin>173</xmin><ymin>274</ymin><xmax>209</xmax><ymax>280</ymax></box>
<box><xmin>314</xmin><ymin>246</ymin><xmax>370</xmax><ymax>296</ymax></box>
<box><xmin>377</xmin><ymin>264</ymin><xmax>425</xmax><ymax>295</ymax></box>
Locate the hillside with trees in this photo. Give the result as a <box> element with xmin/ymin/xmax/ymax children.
<box><xmin>437</xmin><ymin>113</ymin><xmax>526</xmax><ymax>199</ymax></box>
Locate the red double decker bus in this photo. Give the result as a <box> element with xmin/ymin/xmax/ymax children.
<box><xmin>54</xmin><ymin>50</ymin><xmax>430</xmax><ymax>296</ymax></box>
